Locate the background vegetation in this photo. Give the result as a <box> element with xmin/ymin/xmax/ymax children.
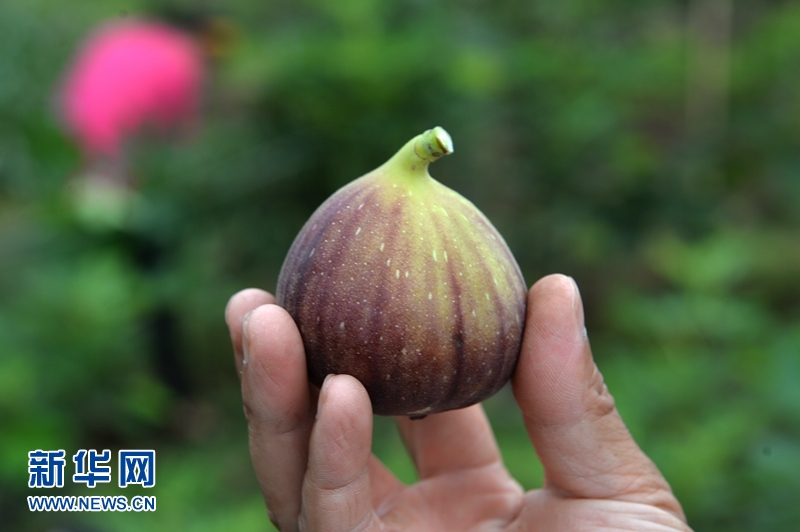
<box><xmin>2</xmin><ymin>0</ymin><xmax>799</xmax><ymax>530</ymax></box>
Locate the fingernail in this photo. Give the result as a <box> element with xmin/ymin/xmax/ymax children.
<box><xmin>266</xmin><ymin>508</ymin><xmax>278</xmax><ymax>527</ymax></box>
<box><xmin>569</xmin><ymin>276</ymin><xmax>588</xmax><ymax>339</ymax></box>
<box><xmin>316</xmin><ymin>374</ymin><xmax>334</xmax><ymax>420</ymax></box>
<box><xmin>242</xmin><ymin>310</ymin><xmax>254</xmax><ymax>367</ymax></box>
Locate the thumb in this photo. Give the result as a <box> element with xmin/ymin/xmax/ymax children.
<box><xmin>299</xmin><ymin>374</ymin><xmax>382</xmax><ymax>532</ymax></box>
<box><xmin>512</xmin><ymin>274</ymin><xmax>685</xmax><ymax>520</ymax></box>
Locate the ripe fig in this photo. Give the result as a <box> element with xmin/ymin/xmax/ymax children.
<box><xmin>277</xmin><ymin>127</ymin><xmax>527</xmax><ymax>417</ymax></box>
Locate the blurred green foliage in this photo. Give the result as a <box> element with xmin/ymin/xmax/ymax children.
<box><xmin>1</xmin><ymin>0</ymin><xmax>799</xmax><ymax>530</ymax></box>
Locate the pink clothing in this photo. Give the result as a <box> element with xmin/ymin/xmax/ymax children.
<box><xmin>61</xmin><ymin>19</ymin><xmax>203</xmax><ymax>158</ymax></box>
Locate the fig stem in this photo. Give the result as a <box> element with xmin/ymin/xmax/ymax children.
<box><xmin>414</xmin><ymin>127</ymin><xmax>454</xmax><ymax>162</ymax></box>
<box><xmin>382</xmin><ymin>127</ymin><xmax>454</xmax><ymax>179</ymax></box>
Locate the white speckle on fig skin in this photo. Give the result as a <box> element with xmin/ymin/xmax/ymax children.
<box><xmin>275</xmin><ymin>130</ymin><xmax>526</xmax><ymax>417</ymax></box>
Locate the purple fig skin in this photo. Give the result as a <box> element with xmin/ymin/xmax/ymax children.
<box><xmin>276</xmin><ymin>128</ymin><xmax>527</xmax><ymax>417</ymax></box>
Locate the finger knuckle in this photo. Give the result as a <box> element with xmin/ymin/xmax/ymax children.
<box><xmin>586</xmin><ymin>365</ymin><xmax>616</xmax><ymax>420</ymax></box>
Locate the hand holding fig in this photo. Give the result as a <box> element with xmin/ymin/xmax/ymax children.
<box><xmin>225</xmin><ymin>275</ymin><xmax>690</xmax><ymax>531</ymax></box>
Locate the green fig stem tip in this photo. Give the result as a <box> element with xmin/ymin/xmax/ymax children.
<box><xmin>414</xmin><ymin>127</ymin><xmax>454</xmax><ymax>163</ymax></box>
<box><xmin>383</xmin><ymin>127</ymin><xmax>454</xmax><ymax>180</ymax></box>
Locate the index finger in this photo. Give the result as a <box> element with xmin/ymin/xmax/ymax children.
<box><xmin>225</xmin><ymin>290</ymin><xmax>315</xmax><ymax>532</ymax></box>
<box><xmin>224</xmin><ymin>288</ymin><xmax>275</xmax><ymax>375</ymax></box>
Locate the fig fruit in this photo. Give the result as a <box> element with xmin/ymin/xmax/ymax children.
<box><xmin>276</xmin><ymin>127</ymin><xmax>527</xmax><ymax>417</ymax></box>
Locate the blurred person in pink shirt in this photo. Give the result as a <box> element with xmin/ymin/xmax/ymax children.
<box><xmin>58</xmin><ymin>17</ymin><xmax>206</xmax><ymax>228</ymax></box>
<box><xmin>55</xmin><ymin>14</ymin><xmax>233</xmax><ymax>397</ymax></box>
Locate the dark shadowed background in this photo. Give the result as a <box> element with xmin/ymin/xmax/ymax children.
<box><xmin>1</xmin><ymin>0</ymin><xmax>799</xmax><ymax>530</ymax></box>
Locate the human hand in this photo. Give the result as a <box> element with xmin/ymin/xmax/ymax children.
<box><xmin>225</xmin><ymin>274</ymin><xmax>691</xmax><ymax>531</ymax></box>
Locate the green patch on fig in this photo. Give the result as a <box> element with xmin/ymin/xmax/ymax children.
<box><xmin>277</xmin><ymin>127</ymin><xmax>527</xmax><ymax>417</ymax></box>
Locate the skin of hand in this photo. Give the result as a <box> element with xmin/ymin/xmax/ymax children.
<box><xmin>225</xmin><ymin>274</ymin><xmax>692</xmax><ymax>532</ymax></box>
